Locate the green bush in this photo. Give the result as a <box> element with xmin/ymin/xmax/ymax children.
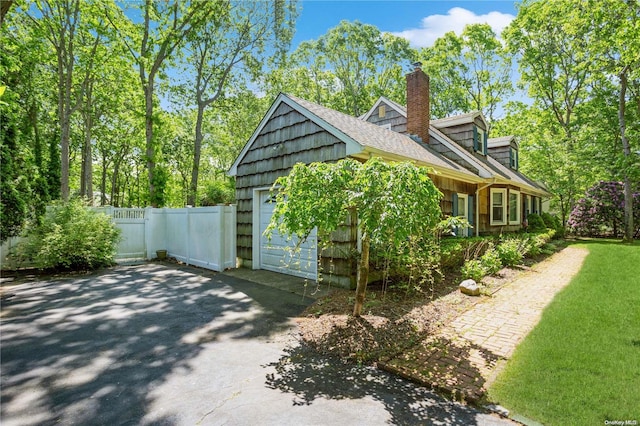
<box><xmin>461</xmin><ymin>259</ymin><xmax>487</xmax><ymax>282</ymax></box>
<box><xmin>15</xmin><ymin>199</ymin><xmax>121</xmax><ymax>270</ymax></box>
<box><xmin>541</xmin><ymin>212</ymin><xmax>565</xmax><ymax>237</ymax></box>
<box><xmin>372</xmin><ymin>236</ymin><xmax>441</xmax><ymax>295</ymax></box>
<box><xmin>497</xmin><ymin>238</ymin><xmax>527</xmax><ymax>266</ymax></box>
<box><xmin>480</xmin><ymin>244</ymin><xmax>502</xmax><ymax>275</ymax></box>
<box><xmin>440</xmin><ymin>237</ymin><xmax>493</xmax><ymax>269</ymax></box>
<box><xmin>200</xmin><ymin>180</ymin><xmax>235</xmax><ymax>206</ymax></box>
<box><xmin>526</xmin><ymin>213</ymin><xmax>546</xmax><ymax>232</ymax></box>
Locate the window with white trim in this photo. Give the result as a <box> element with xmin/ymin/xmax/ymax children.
<box><xmin>509</xmin><ymin>190</ymin><xmax>521</xmax><ymax>225</ymax></box>
<box><xmin>490</xmin><ymin>188</ymin><xmax>507</xmax><ymax>225</ymax></box>
<box><xmin>510</xmin><ymin>147</ymin><xmax>519</xmax><ymax>170</ymax></box>
<box><xmin>456</xmin><ymin>193</ymin><xmax>468</xmax><ymax>218</ymax></box>
<box><xmin>474</xmin><ymin>127</ymin><xmax>488</xmax><ymax>155</ymax></box>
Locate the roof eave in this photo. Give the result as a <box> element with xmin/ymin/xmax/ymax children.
<box><xmin>352</xmin><ymin>148</ymin><xmax>483</xmax><ymax>184</ymax></box>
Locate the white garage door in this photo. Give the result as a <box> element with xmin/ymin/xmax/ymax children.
<box><xmin>258</xmin><ymin>191</ymin><xmax>318</xmax><ymax>280</ymax></box>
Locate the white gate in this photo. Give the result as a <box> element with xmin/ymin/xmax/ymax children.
<box><xmin>109</xmin><ymin>208</ymin><xmax>146</xmax><ymax>260</ymax></box>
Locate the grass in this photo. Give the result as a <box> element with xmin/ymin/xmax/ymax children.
<box><xmin>487</xmin><ymin>240</ymin><xmax>640</xmax><ymax>425</ymax></box>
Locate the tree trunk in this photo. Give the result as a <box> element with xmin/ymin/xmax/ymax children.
<box><xmin>58</xmin><ymin>49</ymin><xmax>72</xmax><ymax>201</ymax></box>
<box><xmin>353</xmin><ymin>234</ymin><xmax>370</xmax><ymax>317</ymax></box>
<box><xmin>81</xmin><ymin>106</ymin><xmax>93</xmax><ymax>203</ymax></box>
<box><xmin>188</xmin><ymin>102</ymin><xmax>205</xmax><ymax>206</ymax></box>
<box><xmin>619</xmin><ymin>68</ymin><xmax>634</xmax><ymax>242</ymax></box>
<box><xmin>100</xmin><ymin>152</ymin><xmax>108</xmax><ymax>206</ymax></box>
<box><xmin>144</xmin><ymin>81</ymin><xmax>156</xmax><ymax>206</ymax></box>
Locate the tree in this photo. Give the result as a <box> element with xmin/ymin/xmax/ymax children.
<box><xmin>106</xmin><ymin>0</ymin><xmax>219</xmax><ymax>206</ymax></box>
<box><xmin>586</xmin><ymin>0</ymin><xmax>640</xmax><ymax>242</ymax></box>
<box><xmin>1</xmin><ymin>3</ymin><xmax>60</xmax><ymax>231</ymax></box>
<box><xmin>176</xmin><ymin>0</ymin><xmax>296</xmax><ymax>206</ymax></box>
<box><xmin>26</xmin><ymin>0</ymin><xmax>83</xmax><ymax>201</ymax></box>
<box><xmin>267</xmin><ymin>158</ymin><xmax>442</xmax><ymax>316</ymax></box>
<box><xmin>419</xmin><ymin>23</ymin><xmax>513</xmax><ymax>125</ymax></box>
<box><xmin>504</xmin><ymin>0</ymin><xmax>594</xmax><ymax>225</ymax></box>
<box><xmin>418</xmin><ymin>32</ymin><xmax>467</xmax><ymax>119</ymax></box>
<box><xmin>290</xmin><ymin>20</ymin><xmax>415</xmax><ymax>116</ymax></box>
<box><xmin>0</xmin><ymin>88</ymin><xmax>29</xmax><ymax>241</ymax></box>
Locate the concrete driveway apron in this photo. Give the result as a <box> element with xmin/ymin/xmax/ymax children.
<box><xmin>1</xmin><ymin>263</ymin><xmax>513</xmax><ymax>425</ymax></box>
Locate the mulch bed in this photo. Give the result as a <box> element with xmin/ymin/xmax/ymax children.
<box><xmin>296</xmin><ymin>265</ymin><xmax>525</xmax><ymax>365</ymax></box>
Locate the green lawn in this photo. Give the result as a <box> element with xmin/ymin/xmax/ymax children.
<box><xmin>488</xmin><ymin>240</ymin><xmax>640</xmax><ymax>425</ymax></box>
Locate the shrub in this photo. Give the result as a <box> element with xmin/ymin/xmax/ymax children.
<box><xmin>497</xmin><ymin>238</ymin><xmax>527</xmax><ymax>266</ymax></box>
<box><xmin>540</xmin><ymin>212</ymin><xmax>558</xmax><ymax>229</ymax></box>
<box><xmin>373</xmin><ymin>236</ymin><xmax>441</xmax><ymax>295</ymax></box>
<box><xmin>480</xmin><ymin>244</ymin><xmax>502</xmax><ymax>275</ymax></box>
<box><xmin>440</xmin><ymin>237</ymin><xmax>493</xmax><ymax>269</ymax></box>
<box><xmin>461</xmin><ymin>259</ymin><xmax>486</xmax><ymax>282</ymax></box>
<box><xmin>567</xmin><ymin>181</ymin><xmax>640</xmax><ymax>237</ymax></box>
<box><xmin>15</xmin><ymin>199</ymin><xmax>121</xmax><ymax>270</ymax></box>
<box><xmin>526</xmin><ymin>213</ymin><xmax>546</xmax><ymax>232</ymax></box>
<box><xmin>200</xmin><ymin>180</ymin><xmax>235</xmax><ymax>206</ymax></box>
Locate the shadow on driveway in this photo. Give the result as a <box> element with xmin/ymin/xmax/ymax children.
<box><xmin>0</xmin><ymin>263</ymin><xmax>309</xmax><ymax>425</ymax></box>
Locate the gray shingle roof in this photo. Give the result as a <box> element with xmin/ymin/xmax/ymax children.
<box><xmin>287</xmin><ymin>94</ymin><xmax>476</xmax><ymax>177</ymax></box>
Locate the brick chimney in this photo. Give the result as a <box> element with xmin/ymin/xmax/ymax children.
<box><xmin>406</xmin><ymin>62</ymin><xmax>430</xmax><ymax>143</ymax></box>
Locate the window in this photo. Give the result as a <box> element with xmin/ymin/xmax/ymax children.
<box><xmin>378</xmin><ymin>105</ymin><xmax>386</xmax><ymax>118</ymax></box>
<box><xmin>525</xmin><ymin>195</ymin><xmax>531</xmax><ymax>216</ymax></box>
<box><xmin>490</xmin><ymin>188</ymin><xmax>507</xmax><ymax>225</ymax></box>
<box><xmin>456</xmin><ymin>193</ymin><xmax>468</xmax><ymax>218</ymax></box>
<box><xmin>509</xmin><ymin>190</ymin><xmax>521</xmax><ymax>225</ymax></box>
<box><xmin>380</xmin><ymin>123</ymin><xmax>392</xmax><ymax>130</ymax></box>
<box><xmin>452</xmin><ymin>193</ymin><xmax>471</xmax><ymax>237</ymax></box>
<box><xmin>510</xmin><ymin>147</ymin><xmax>519</xmax><ymax>169</ymax></box>
<box><xmin>473</xmin><ymin>127</ymin><xmax>487</xmax><ymax>155</ymax></box>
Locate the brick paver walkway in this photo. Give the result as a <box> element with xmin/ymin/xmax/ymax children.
<box><xmin>381</xmin><ymin>246</ymin><xmax>589</xmax><ymax>402</ymax></box>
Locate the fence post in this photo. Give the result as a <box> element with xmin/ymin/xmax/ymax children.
<box><xmin>230</xmin><ymin>204</ymin><xmax>237</xmax><ymax>268</ymax></box>
<box><xmin>185</xmin><ymin>208</ymin><xmax>190</xmax><ymax>266</ymax></box>
<box><xmin>217</xmin><ymin>206</ymin><xmax>225</xmax><ymax>271</ymax></box>
<box><xmin>145</xmin><ymin>207</ymin><xmax>152</xmax><ymax>260</ymax></box>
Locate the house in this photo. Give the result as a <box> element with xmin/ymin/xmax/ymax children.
<box><xmin>228</xmin><ymin>63</ymin><xmax>550</xmax><ymax>287</ymax></box>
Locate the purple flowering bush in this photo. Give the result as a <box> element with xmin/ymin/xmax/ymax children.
<box><xmin>568</xmin><ymin>181</ymin><xmax>640</xmax><ymax>237</ymax></box>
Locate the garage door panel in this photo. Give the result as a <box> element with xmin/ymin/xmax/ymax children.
<box><xmin>258</xmin><ymin>191</ymin><xmax>317</xmax><ymax>280</ymax></box>
<box><xmin>260</xmin><ymin>249</ymin><xmax>317</xmax><ymax>275</ymax></box>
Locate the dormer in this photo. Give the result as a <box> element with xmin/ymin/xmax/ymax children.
<box><xmin>431</xmin><ymin>111</ymin><xmax>489</xmax><ymax>156</ymax></box>
<box><xmin>360</xmin><ymin>96</ymin><xmax>407</xmax><ymax>134</ymax></box>
<box><xmin>488</xmin><ymin>136</ymin><xmax>519</xmax><ymax>170</ymax></box>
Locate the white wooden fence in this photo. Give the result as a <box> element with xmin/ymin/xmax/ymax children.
<box><xmin>1</xmin><ymin>206</ymin><xmax>237</xmax><ymax>272</ymax></box>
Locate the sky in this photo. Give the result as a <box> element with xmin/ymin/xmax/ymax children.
<box><xmin>291</xmin><ymin>0</ymin><xmax>518</xmax><ymax>49</ymax></box>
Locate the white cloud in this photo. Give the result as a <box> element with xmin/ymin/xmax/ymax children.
<box><xmin>392</xmin><ymin>7</ymin><xmax>515</xmax><ymax>48</ymax></box>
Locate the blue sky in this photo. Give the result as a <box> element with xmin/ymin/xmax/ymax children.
<box><xmin>292</xmin><ymin>0</ymin><xmax>518</xmax><ymax>48</ymax></box>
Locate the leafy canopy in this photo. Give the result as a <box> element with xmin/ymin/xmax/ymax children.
<box><xmin>266</xmin><ymin>157</ymin><xmax>443</xmax><ymax>249</ymax></box>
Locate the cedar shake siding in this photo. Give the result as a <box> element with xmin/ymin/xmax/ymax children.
<box><xmin>432</xmin><ymin>118</ymin><xmax>486</xmax><ymax>154</ymax></box>
<box><xmin>431</xmin><ymin>174</ymin><xmax>476</xmax><ymax>216</ymax></box>
<box><xmin>487</xmin><ymin>136</ymin><xmax>518</xmax><ymax>170</ymax></box>
<box><xmin>233</xmin><ymin>101</ymin><xmax>357</xmax><ymax>288</ymax></box>
<box><xmin>365</xmin><ymin>99</ymin><xmax>408</xmax><ymax>134</ymax></box>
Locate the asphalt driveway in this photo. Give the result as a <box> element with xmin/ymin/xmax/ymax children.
<box><xmin>1</xmin><ymin>263</ymin><xmax>512</xmax><ymax>425</ymax></box>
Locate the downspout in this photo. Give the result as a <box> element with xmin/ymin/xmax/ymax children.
<box><xmin>475</xmin><ymin>179</ymin><xmax>496</xmax><ymax>237</ymax></box>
